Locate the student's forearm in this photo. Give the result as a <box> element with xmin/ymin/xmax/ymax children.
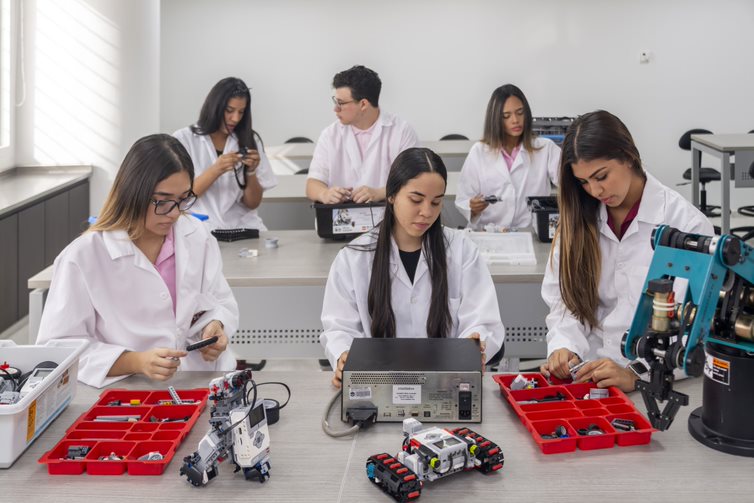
<box><xmin>107</xmin><ymin>351</ymin><xmax>141</xmax><ymax>377</ymax></box>
<box><xmin>242</xmin><ymin>174</ymin><xmax>263</xmax><ymax>209</ymax></box>
<box><xmin>193</xmin><ymin>169</ymin><xmax>221</xmax><ymax>197</ymax></box>
<box><xmin>306</xmin><ymin>179</ymin><xmax>329</xmax><ymax>202</ymax></box>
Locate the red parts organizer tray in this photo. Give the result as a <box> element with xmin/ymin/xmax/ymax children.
<box><xmin>493</xmin><ymin>373</ymin><xmax>655</xmax><ymax>454</ymax></box>
<box><xmin>38</xmin><ymin>388</ymin><xmax>208</xmax><ymax>475</ymax></box>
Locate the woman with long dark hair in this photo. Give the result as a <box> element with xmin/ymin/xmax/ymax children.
<box><xmin>456</xmin><ymin>84</ymin><xmax>560</xmax><ymax>230</ymax></box>
<box><xmin>37</xmin><ymin>134</ymin><xmax>239</xmax><ymax>388</ymax></box>
<box><xmin>174</xmin><ymin>77</ymin><xmax>278</xmax><ymax>230</ymax></box>
<box><xmin>320</xmin><ymin>147</ymin><xmax>504</xmax><ymax>387</ymax></box>
<box><xmin>540</xmin><ymin>111</ymin><xmax>713</xmax><ymax>391</ymax></box>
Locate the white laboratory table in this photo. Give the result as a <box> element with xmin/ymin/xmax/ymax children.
<box><xmin>690</xmin><ymin>133</ymin><xmax>754</xmax><ymax>234</ymax></box>
<box><xmin>27</xmin><ymin>230</ymin><xmax>552</xmax><ymax>364</ymax></box>
<box><xmin>0</xmin><ymin>371</ymin><xmax>751</xmax><ymax>502</ymax></box>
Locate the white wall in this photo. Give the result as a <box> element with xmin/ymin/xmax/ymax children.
<box><xmin>160</xmin><ymin>0</ymin><xmax>754</xmax><ymax>209</ymax></box>
<box><xmin>15</xmin><ymin>0</ymin><xmax>160</xmax><ymax>213</ymax></box>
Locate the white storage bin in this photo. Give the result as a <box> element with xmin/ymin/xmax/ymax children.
<box><xmin>466</xmin><ymin>231</ymin><xmax>537</xmax><ymax>265</ymax></box>
<box><xmin>0</xmin><ymin>339</ymin><xmax>88</xmax><ymax>468</ymax></box>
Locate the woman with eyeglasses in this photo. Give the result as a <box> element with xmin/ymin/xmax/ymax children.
<box><xmin>36</xmin><ymin>134</ymin><xmax>239</xmax><ymax>388</ymax></box>
<box><xmin>456</xmin><ymin>84</ymin><xmax>560</xmax><ymax>231</ymax></box>
<box><xmin>174</xmin><ymin>77</ymin><xmax>278</xmax><ymax>230</ymax></box>
<box><xmin>320</xmin><ymin>148</ymin><xmax>504</xmax><ymax>388</ymax></box>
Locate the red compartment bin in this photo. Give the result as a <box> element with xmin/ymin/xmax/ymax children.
<box><xmin>568</xmin><ymin>417</ymin><xmax>616</xmax><ymax>450</ymax></box>
<box><xmin>493</xmin><ymin>372</ymin><xmax>655</xmax><ymax>454</ymax></box>
<box><xmin>39</xmin><ymin>388</ymin><xmax>208</xmax><ymax>475</ymax></box>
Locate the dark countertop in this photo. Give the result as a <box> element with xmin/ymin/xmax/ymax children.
<box><xmin>0</xmin><ymin>165</ymin><xmax>92</xmax><ymax>218</ymax></box>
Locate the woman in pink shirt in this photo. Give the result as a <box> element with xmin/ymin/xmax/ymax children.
<box><xmin>37</xmin><ymin>134</ymin><xmax>239</xmax><ymax>388</ymax></box>
<box><xmin>456</xmin><ymin>84</ymin><xmax>560</xmax><ymax>231</ymax></box>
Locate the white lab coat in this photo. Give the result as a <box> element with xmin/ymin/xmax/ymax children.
<box><xmin>541</xmin><ymin>172</ymin><xmax>714</xmax><ymax>367</ymax></box>
<box><xmin>320</xmin><ymin>227</ymin><xmax>505</xmax><ymax>369</ymax></box>
<box><xmin>173</xmin><ymin>127</ymin><xmax>278</xmax><ymax>231</ymax></box>
<box><xmin>36</xmin><ymin>215</ymin><xmax>239</xmax><ymax>388</ymax></box>
<box><xmin>455</xmin><ymin>138</ymin><xmax>560</xmax><ymax>230</ymax></box>
<box><xmin>308</xmin><ymin>112</ymin><xmax>419</xmax><ymax>189</ymax></box>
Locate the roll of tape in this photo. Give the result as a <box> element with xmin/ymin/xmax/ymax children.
<box><xmin>264</xmin><ymin>237</ymin><xmax>279</xmax><ymax>249</ymax></box>
<box><xmin>263</xmin><ymin>398</ymin><xmax>280</xmax><ymax>425</ymax></box>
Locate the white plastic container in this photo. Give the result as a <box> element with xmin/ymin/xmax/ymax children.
<box><xmin>466</xmin><ymin>231</ymin><xmax>537</xmax><ymax>265</ymax></box>
<box><xmin>0</xmin><ymin>339</ymin><xmax>88</xmax><ymax>468</ymax></box>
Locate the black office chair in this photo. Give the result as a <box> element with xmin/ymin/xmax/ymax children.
<box><xmin>284</xmin><ymin>136</ymin><xmax>314</xmax><ymax>144</ymax></box>
<box><xmin>679</xmin><ymin>128</ymin><xmax>721</xmax><ymax>217</ymax></box>
<box><xmin>439</xmin><ymin>134</ymin><xmax>469</xmax><ymax>141</ymax></box>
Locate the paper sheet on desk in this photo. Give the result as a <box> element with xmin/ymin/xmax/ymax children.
<box><xmin>466</xmin><ymin>231</ymin><xmax>537</xmax><ymax>265</ymax></box>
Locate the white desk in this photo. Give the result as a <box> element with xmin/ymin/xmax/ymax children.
<box><xmin>28</xmin><ymin>230</ymin><xmax>552</xmax><ymax>363</ymax></box>
<box><xmin>1</xmin><ymin>372</ymin><xmax>752</xmax><ymax>502</ymax></box>
<box><xmin>690</xmin><ymin>133</ymin><xmax>754</xmax><ymax>234</ymax></box>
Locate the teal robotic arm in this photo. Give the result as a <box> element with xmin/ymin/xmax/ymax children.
<box><xmin>621</xmin><ymin>226</ymin><xmax>754</xmax><ymax>455</ymax></box>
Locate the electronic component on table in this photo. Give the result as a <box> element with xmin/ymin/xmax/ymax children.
<box><xmin>341</xmin><ymin>338</ymin><xmax>482</xmax><ymax>423</ymax></box>
<box><xmin>19</xmin><ymin>365</ymin><xmax>57</xmax><ymax>399</ymax></box>
<box><xmin>180</xmin><ymin>370</ymin><xmax>271</xmax><ymax>487</ymax></box>
<box><xmin>365</xmin><ymin>418</ymin><xmax>504</xmax><ymax>501</ymax></box>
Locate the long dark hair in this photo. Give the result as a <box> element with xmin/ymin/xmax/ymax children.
<box><xmin>482</xmin><ymin>84</ymin><xmax>539</xmax><ymax>153</ymax></box>
<box><xmin>364</xmin><ymin>147</ymin><xmax>451</xmax><ymax>339</ymax></box>
<box><xmin>190</xmin><ymin>77</ymin><xmax>259</xmax><ymax>151</ymax></box>
<box><xmin>555</xmin><ymin>110</ymin><xmax>645</xmax><ymax>328</ymax></box>
<box><xmin>90</xmin><ymin>134</ymin><xmax>194</xmax><ymax>240</ymax></box>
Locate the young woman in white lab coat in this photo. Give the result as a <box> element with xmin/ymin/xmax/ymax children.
<box><xmin>456</xmin><ymin>84</ymin><xmax>560</xmax><ymax>230</ymax></box>
<box><xmin>36</xmin><ymin>135</ymin><xmax>239</xmax><ymax>388</ymax></box>
<box><xmin>540</xmin><ymin>111</ymin><xmax>713</xmax><ymax>391</ymax></box>
<box><xmin>174</xmin><ymin>77</ymin><xmax>278</xmax><ymax>231</ymax></box>
<box><xmin>320</xmin><ymin>147</ymin><xmax>505</xmax><ymax>387</ymax></box>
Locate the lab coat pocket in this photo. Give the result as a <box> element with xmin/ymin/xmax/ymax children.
<box><xmin>626</xmin><ymin>265</ymin><xmax>650</xmax><ymax>304</ymax></box>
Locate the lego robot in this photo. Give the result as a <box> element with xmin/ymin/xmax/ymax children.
<box><xmin>180</xmin><ymin>369</ymin><xmax>271</xmax><ymax>486</ymax></box>
<box><xmin>366</xmin><ymin>418</ymin><xmax>504</xmax><ymax>502</ymax></box>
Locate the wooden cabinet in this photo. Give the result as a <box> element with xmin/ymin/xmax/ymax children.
<box><xmin>0</xmin><ymin>180</ymin><xmax>89</xmax><ymax>333</ymax></box>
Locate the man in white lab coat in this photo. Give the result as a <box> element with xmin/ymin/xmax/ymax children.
<box><xmin>306</xmin><ymin>65</ymin><xmax>419</xmax><ymax>204</ymax></box>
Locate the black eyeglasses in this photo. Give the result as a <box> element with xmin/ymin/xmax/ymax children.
<box><xmin>150</xmin><ymin>191</ymin><xmax>197</xmax><ymax>215</ymax></box>
<box><xmin>331</xmin><ymin>96</ymin><xmax>357</xmax><ymax>108</ymax></box>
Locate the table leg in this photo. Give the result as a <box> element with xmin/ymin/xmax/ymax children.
<box><xmin>691</xmin><ymin>145</ymin><xmax>700</xmax><ymax>207</ymax></box>
<box><xmin>722</xmin><ymin>152</ymin><xmax>731</xmax><ymax>234</ymax></box>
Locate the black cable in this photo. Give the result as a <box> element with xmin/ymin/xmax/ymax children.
<box><xmin>251</xmin><ymin>381</ymin><xmax>291</xmax><ymax>410</ymax></box>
